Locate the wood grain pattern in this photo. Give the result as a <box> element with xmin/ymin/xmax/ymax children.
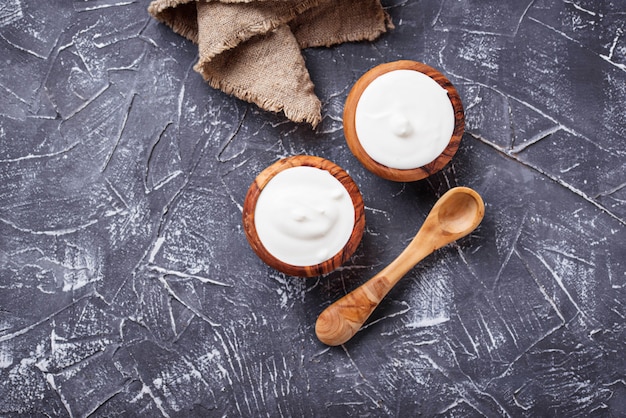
<box><xmin>316</xmin><ymin>187</ymin><xmax>484</xmax><ymax>346</ymax></box>
<box><xmin>343</xmin><ymin>60</ymin><xmax>465</xmax><ymax>182</ymax></box>
<box><xmin>242</xmin><ymin>155</ymin><xmax>365</xmax><ymax>277</ymax></box>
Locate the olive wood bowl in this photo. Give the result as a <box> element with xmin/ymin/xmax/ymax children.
<box><xmin>242</xmin><ymin>155</ymin><xmax>365</xmax><ymax>277</ymax></box>
<box><xmin>343</xmin><ymin>60</ymin><xmax>465</xmax><ymax>182</ymax></box>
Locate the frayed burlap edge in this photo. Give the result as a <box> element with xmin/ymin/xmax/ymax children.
<box><xmin>148</xmin><ymin>0</ymin><xmax>198</xmax><ymax>43</ymax></box>
<box><xmin>199</xmin><ymin>73</ymin><xmax>322</xmax><ymax>127</ymax></box>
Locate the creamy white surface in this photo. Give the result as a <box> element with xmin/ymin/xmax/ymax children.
<box><xmin>354</xmin><ymin>69</ymin><xmax>455</xmax><ymax>169</ymax></box>
<box><xmin>254</xmin><ymin>166</ymin><xmax>355</xmax><ymax>267</ymax></box>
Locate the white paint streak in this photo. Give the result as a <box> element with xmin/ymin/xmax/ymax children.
<box><xmin>150</xmin><ymin>264</ymin><xmax>231</xmax><ymax>287</ymax></box>
<box><xmin>152</xmin><ymin>170</ymin><xmax>183</xmax><ymax>191</ymax></box>
<box><xmin>45</xmin><ymin>373</ymin><xmax>75</xmax><ymax>418</ymax></box>
<box><xmin>530</xmin><ymin>249</ymin><xmax>588</xmax><ymax>318</ymax></box>
<box><xmin>406</xmin><ymin>313</ymin><xmax>450</xmax><ymax>329</ymax></box>
<box><xmin>76</xmin><ymin>1</ymin><xmax>136</xmax><ymax>12</ymax></box>
<box><xmin>0</xmin><ymin>216</ymin><xmax>99</xmax><ymax>236</ymax></box>
<box><xmin>0</xmin><ymin>294</ymin><xmax>92</xmax><ymax>342</ymax></box>
<box><xmin>564</xmin><ymin>0</ymin><xmax>598</xmax><ymax>16</ymax></box>
<box><xmin>530</xmin><ymin>16</ymin><xmax>626</xmax><ymax>72</ymax></box>
<box><xmin>456</xmin><ymin>314</ymin><xmax>480</xmax><ymax>355</ymax></box>
<box><xmin>511</xmin><ymin>125</ymin><xmax>562</xmax><ymax>154</ymax></box>
<box><xmin>517</xmin><ymin>249</ymin><xmax>567</xmax><ymax>323</ymax></box>
<box><xmin>138</xmin><ymin>382</ymin><xmax>171</xmax><ymax>418</ymax></box>
<box><xmin>0</xmin><ymin>32</ymin><xmax>46</xmax><ymax>59</ymax></box>
<box><xmin>362</xmin><ymin>300</ymin><xmax>411</xmax><ymax>331</ymax></box>
<box><xmin>156</xmin><ymin>276</ymin><xmax>221</xmax><ymax>327</ymax></box>
<box><xmin>148</xmin><ymin>237</ymin><xmax>166</xmax><ymax>263</ymax></box>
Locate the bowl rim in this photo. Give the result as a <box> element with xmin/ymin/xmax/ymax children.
<box><xmin>242</xmin><ymin>155</ymin><xmax>365</xmax><ymax>277</ymax></box>
<box><xmin>343</xmin><ymin>60</ymin><xmax>465</xmax><ymax>182</ymax></box>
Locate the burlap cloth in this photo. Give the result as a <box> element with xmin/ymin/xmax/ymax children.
<box><xmin>148</xmin><ymin>0</ymin><xmax>393</xmax><ymax>127</ymax></box>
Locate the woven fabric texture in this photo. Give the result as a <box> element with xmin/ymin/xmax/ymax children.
<box><xmin>148</xmin><ymin>0</ymin><xmax>392</xmax><ymax>127</ymax></box>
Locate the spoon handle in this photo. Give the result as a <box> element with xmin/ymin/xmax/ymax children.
<box><xmin>315</xmin><ymin>235</ymin><xmax>433</xmax><ymax>346</ymax></box>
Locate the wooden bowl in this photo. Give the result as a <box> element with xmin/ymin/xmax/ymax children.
<box><xmin>343</xmin><ymin>60</ymin><xmax>464</xmax><ymax>182</ymax></box>
<box><xmin>242</xmin><ymin>155</ymin><xmax>365</xmax><ymax>277</ymax></box>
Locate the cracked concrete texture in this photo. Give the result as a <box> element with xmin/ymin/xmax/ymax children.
<box><xmin>1</xmin><ymin>0</ymin><xmax>625</xmax><ymax>416</ymax></box>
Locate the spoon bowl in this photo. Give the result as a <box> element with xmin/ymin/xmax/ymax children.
<box><xmin>315</xmin><ymin>187</ymin><xmax>484</xmax><ymax>346</ymax></box>
<box><xmin>438</xmin><ymin>190</ymin><xmax>482</xmax><ymax>234</ymax></box>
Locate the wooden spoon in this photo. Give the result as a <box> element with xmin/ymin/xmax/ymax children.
<box><xmin>315</xmin><ymin>187</ymin><xmax>485</xmax><ymax>346</ymax></box>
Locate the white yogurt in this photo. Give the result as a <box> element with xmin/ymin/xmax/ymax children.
<box><xmin>254</xmin><ymin>166</ymin><xmax>355</xmax><ymax>267</ymax></box>
<box><xmin>354</xmin><ymin>69</ymin><xmax>455</xmax><ymax>169</ymax></box>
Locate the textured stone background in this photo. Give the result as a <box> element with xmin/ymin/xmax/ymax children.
<box><xmin>1</xmin><ymin>0</ymin><xmax>625</xmax><ymax>416</ymax></box>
